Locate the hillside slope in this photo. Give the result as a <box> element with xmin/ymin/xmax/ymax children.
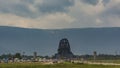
<box><xmin>0</xmin><ymin>26</ymin><xmax>120</xmax><ymax>55</ymax></box>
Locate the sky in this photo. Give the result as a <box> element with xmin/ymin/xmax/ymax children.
<box><xmin>0</xmin><ymin>0</ymin><xmax>120</xmax><ymax>29</ymax></box>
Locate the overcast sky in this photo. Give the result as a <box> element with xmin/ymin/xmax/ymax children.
<box><xmin>0</xmin><ymin>0</ymin><xmax>120</xmax><ymax>29</ymax></box>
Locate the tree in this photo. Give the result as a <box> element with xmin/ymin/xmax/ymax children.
<box><xmin>14</xmin><ymin>53</ymin><xmax>22</xmax><ymax>59</ymax></box>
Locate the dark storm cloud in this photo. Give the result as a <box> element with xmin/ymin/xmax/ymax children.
<box><xmin>0</xmin><ymin>0</ymin><xmax>35</xmax><ymax>18</ymax></box>
<box><xmin>21</xmin><ymin>0</ymin><xmax>34</xmax><ymax>4</ymax></box>
<box><xmin>101</xmin><ymin>3</ymin><xmax>120</xmax><ymax>17</ymax></box>
<box><xmin>0</xmin><ymin>0</ymin><xmax>74</xmax><ymax>18</ymax></box>
<box><xmin>38</xmin><ymin>0</ymin><xmax>74</xmax><ymax>13</ymax></box>
<box><xmin>10</xmin><ymin>4</ymin><xmax>33</xmax><ymax>17</ymax></box>
<box><xmin>81</xmin><ymin>0</ymin><xmax>99</xmax><ymax>5</ymax></box>
<box><xmin>102</xmin><ymin>0</ymin><xmax>111</xmax><ymax>6</ymax></box>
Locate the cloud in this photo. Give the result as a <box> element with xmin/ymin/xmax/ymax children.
<box><xmin>0</xmin><ymin>0</ymin><xmax>120</xmax><ymax>29</ymax></box>
<box><xmin>0</xmin><ymin>0</ymin><xmax>36</xmax><ymax>18</ymax></box>
<box><xmin>102</xmin><ymin>0</ymin><xmax>111</xmax><ymax>6</ymax></box>
<box><xmin>35</xmin><ymin>13</ymin><xmax>75</xmax><ymax>29</ymax></box>
<box><xmin>98</xmin><ymin>1</ymin><xmax>120</xmax><ymax>27</ymax></box>
<box><xmin>22</xmin><ymin>0</ymin><xmax>34</xmax><ymax>4</ymax></box>
<box><xmin>102</xmin><ymin>3</ymin><xmax>120</xmax><ymax>17</ymax></box>
<box><xmin>81</xmin><ymin>0</ymin><xmax>100</xmax><ymax>5</ymax></box>
<box><xmin>0</xmin><ymin>13</ymin><xmax>75</xmax><ymax>29</ymax></box>
<box><xmin>0</xmin><ymin>0</ymin><xmax>74</xmax><ymax>18</ymax></box>
<box><xmin>38</xmin><ymin>0</ymin><xmax>74</xmax><ymax>13</ymax></box>
<box><xmin>73</xmin><ymin>0</ymin><xmax>105</xmax><ymax>15</ymax></box>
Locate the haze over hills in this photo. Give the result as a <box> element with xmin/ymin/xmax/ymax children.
<box><xmin>0</xmin><ymin>26</ymin><xmax>120</xmax><ymax>56</ymax></box>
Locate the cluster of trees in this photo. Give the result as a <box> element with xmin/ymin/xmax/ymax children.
<box><xmin>0</xmin><ymin>53</ymin><xmax>52</xmax><ymax>60</ymax></box>
<box><xmin>0</xmin><ymin>53</ymin><xmax>22</xmax><ymax>59</ymax></box>
<box><xmin>1</xmin><ymin>53</ymin><xmax>120</xmax><ymax>60</ymax></box>
<box><xmin>79</xmin><ymin>54</ymin><xmax>120</xmax><ymax>60</ymax></box>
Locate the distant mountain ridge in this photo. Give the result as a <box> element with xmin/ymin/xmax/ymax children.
<box><xmin>0</xmin><ymin>26</ymin><xmax>120</xmax><ymax>56</ymax></box>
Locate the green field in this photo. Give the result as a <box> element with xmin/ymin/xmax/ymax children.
<box><xmin>93</xmin><ymin>60</ymin><xmax>120</xmax><ymax>64</ymax></box>
<box><xmin>0</xmin><ymin>63</ymin><xmax>120</xmax><ymax>68</ymax></box>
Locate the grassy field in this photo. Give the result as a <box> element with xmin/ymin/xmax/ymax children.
<box><xmin>94</xmin><ymin>60</ymin><xmax>120</xmax><ymax>64</ymax></box>
<box><xmin>0</xmin><ymin>62</ymin><xmax>120</xmax><ymax>68</ymax></box>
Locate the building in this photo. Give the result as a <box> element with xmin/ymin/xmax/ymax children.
<box><xmin>55</xmin><ymin>38</ymin><xmax>74</xmax><ymax>59</ymax></box>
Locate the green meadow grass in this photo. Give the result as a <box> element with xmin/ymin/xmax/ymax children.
<box><xmin>0</xmin><ymin>62</ymin><xmax>119</xmax><ymax>68</ymax></box>
<box><xmin>94</xmin><ymin>60</ymin><xmax>120</xmax><ymax>64</ymax></box>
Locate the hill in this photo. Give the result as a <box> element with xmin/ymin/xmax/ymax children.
<box><xmin>0</xmin><ymin>26</ymin><xmax>120</xmax><ymax>56</ymax></box>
